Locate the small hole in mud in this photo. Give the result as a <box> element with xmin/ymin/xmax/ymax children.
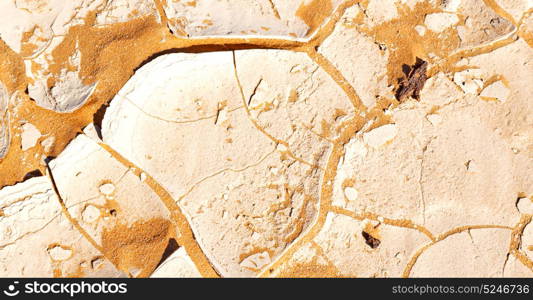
<box><xmin>109</xmin><ymin>209</ymin><xmax>117</xmax><ymax>217</ymax></box>
<box><xmin>92</xmin><ymin>103</ymin><xmax>108</xmax><ymax>139</ymax></box>
<box><xmin>362</xmin><ymin>231</ymin><xmax>380</xmax><ymax>249</ymax></box>
<box><xmin>167</xmin><ymin>23</ymin><xmax>174</xmax><ymax>35</ymax></box>
<box><xmin>23</xmin><ymin>169</ymin><xmax>43</xmax><ymax>181</ymax></box>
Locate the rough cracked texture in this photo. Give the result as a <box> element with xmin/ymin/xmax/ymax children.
<box><xmin>0</xmin><ymin>0</ymin><xmax>531</xmax><ymax>278</ymax></box>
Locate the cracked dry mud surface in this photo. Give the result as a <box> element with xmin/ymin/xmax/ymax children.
<box><xmin>0</xmin><ymin>0</ymin><xmax>531</xmax><ymax>278</ymax></box>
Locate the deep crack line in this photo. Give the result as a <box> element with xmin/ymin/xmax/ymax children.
<box><xmin>232</xmin><ymin>50</ymin><xmax>325</xmax><ymax>172</ymax></box>
<box><xmin>267</xmin><ymin>0</ymin><xmax>281</xmax><ymax>20</ymax></box>
<box><xmin>248</xmin><ymin>78</ymin><xmax>263</xmax><ymax>106</ymax></box>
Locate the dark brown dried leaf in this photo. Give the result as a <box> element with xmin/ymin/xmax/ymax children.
<box><xmin>396</xmin><ymin>58</ymin><xmax>429</xmax><ymax>102</ymax></box>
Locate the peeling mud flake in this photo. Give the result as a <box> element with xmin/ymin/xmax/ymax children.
<box><xmin>20</xmin><ymin>123</ymin><xmax>41</xmax><ymax>151</ymax></box>
<box><xmin>82</xmin><ymin>205</ymin><xmax>101</xmax><ymax>223</ymax></box>
<box><xmin>479</xmin><ymin>81</ymin><xmax>510</xmax><ymax>102</ymax></box>
<box><xmin>414</xmin><ymin>25</ymin><xmax>427</xmax><ymax>36</ymax></box>
<box><xmin>363</xmin><ymin>124</ymin><xmax>398</xmax><ymax>148</ymax></box>
<box><xmin>40</xmin><ymin>136</ymin><xmax>55</xmax><ymax>153</ymax></box>
<box><xmin>453</xmin><ymin>69</ymin><xmax>484</xmax><ymax>94</ymax></box>
<box><xmin>99</xmin><ymin>183</ymin><xmax>116</xmax><ymax>196</ymax></box>
<box><xmin>1</xmin><ymin>0</ymin><xmax>161</xmax><ymax>112</ymax></box>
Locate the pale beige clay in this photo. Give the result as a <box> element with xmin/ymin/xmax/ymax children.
<box><xmin>0</xmin><ymin>0</ymin><xmax>531</xmax><ymax>278</ymax></box>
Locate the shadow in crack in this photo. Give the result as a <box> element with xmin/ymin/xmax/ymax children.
<box><xmin>133</xmin><ymin>42</ymin><xmax>296</xmax><ymax>74</ymax></box>
<box><xmin>92</xmin><ymin>103</ymin><xmax>108</xmax><ymax>140</ymax></box>
<box><xmin>155</xmin><ymin>238</ymin><xmax>179</xmax><ymax>268</ymax></box>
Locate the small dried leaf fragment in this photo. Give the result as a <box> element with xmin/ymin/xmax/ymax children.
<box><xmin>362</xmin><ymin>231</ymin><xmax>381</xmax><ymax>249</ymax></box>
<box><xmin>396</xmin><ymin>58</ymin><xmax>428</xmax><ymax>102</ymax></box>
